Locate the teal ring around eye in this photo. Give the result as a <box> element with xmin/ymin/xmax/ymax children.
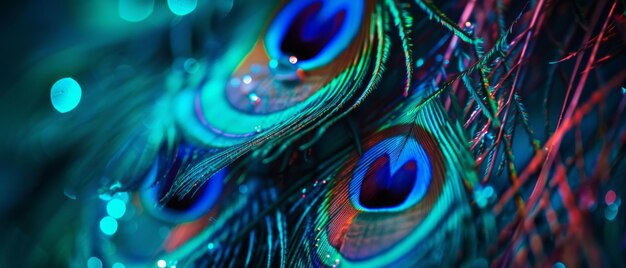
<box><xmin>264</xmin><ymin>0</ymin><xmax>363</xmax><ymax>70</ymax></box>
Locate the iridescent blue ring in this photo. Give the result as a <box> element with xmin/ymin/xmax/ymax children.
<box><xmin>349</xmin><ymin>136</ymin><xmax>432</xmax><ymax>212</ymax></box>
<box><xmin>264</xmin><ymin>0</ymin><xmax>364</xmax><ymax>70</ymax></box>
<box><xmin>140</xmin><ymin>160</ymin><xmax>226</xmax><ymax>223</ymax></box>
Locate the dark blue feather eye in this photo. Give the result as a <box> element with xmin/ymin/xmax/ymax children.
<box><xmin>359</xmin><ymin>156</ymin><xmax>419</xmax><ymax>209</ymax></box>
<box><xmin>264</xmin><ymin>0</ymin><xmax>363</xmax><ymax>70</ymax></box>
<box><xmin>350</xmin><ymin>136</ymin><xmax>432</xmax><ymax>212</ymax></box>
<box><xmin>311</xmin><ymin>118</ymin><xmax>468</xmax><ymax>266</ymax></box>
<box><xmin>140</xmin><ymin>146</ymin><xmax>225</xmax><ymax>224</ymax></box>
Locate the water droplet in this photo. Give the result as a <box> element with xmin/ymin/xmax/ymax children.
<box><xmin>99</xmin><ymin>216</ymin><xmax>118</xmax><ymax>235</ymax></box>
<box><xmin>167</xmin><ymin>0</ymin><xmax>197</xmax><ymax>16</ymax></box>
<box><xmin>87</xmin><ymin>257</ymin><xmax>103</xmax><ymax>268</ymax></box>
<box><xmin>119</xmin><ymin>0</ymin><xmax>154</xmax><ymax>22</ymax></box>
<box><xmin>416</xmin><ymin>58</ymin><xmax>424</xmax><ymax>67</ymax></box>
<box><xmin>248</xmin><ymin>93</ymin><xmax>260</xmax><ymax>103</ymax></box>
<box><xmin>474</xmin><ymin>185</ymin><xmax>493</xmax><ymax>208</ymax></box>
<box><xmin>207</xmin><ymin>243</ymin><xmax>215</xmax><ymax>250</ymax></box>
<box><xmin>483</xmin><ymin>185</ymin><xmax>495</xmax><ymax>198</ymax></box>
<box><xmin>605</xmin><ymin>190</ymin><xmax>617</xmax><ymax>205</ymax></box>
<box><xmin>50</xmin><ymin>77</ymin><xmax>81</xmax><ymax>113</ymax></box>
<box><xmin>230</xmin><ymin>77</ymin><xmax>241</xmax><ymax>87</ymax></box>
<box><xmin>242</xmin><ymin>75</ymin><xmax>252</xmax><ymax>84</ymax></box>
<box><xmin>605</xmin><ymin>203</ymin><xmax>619</xmax><ymax>221</ymax></box>
<box><xmin>183</xmin><ymin>58</ymin><xmax>199</xmax><ymax>73</ymax></box>
<box><xmin>112</xmin><ymin>263</ymin><xmax>126</xmax><ymax>268</ymax></box>
<box><xmin>269</xmin><ymin>59</ymin><xmax>279</xmax><ymax>69</ymax></box>
<box><xmin>157</xmin><ymin>260</ymin><xmax>167</xmax><ymax>268</ymax></box>
<box><xmin>106</xmin><ymin>199</ymin><xmax>127</xmax><ymax>219</ymax></box>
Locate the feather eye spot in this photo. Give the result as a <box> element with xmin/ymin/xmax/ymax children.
<box><xmin>351</xmin><ymin>136</ymin><xmax>433</xmax><ymax>212</ymax></box>
<box><xmin>265</xmin><ymin>0</ymin><xmax>364</xmax><ymax>70</ymax></box>
<box><xmin>139</xmin><ymin>147</ymin><xmax>226</xmax><ymax>224</ymax></box>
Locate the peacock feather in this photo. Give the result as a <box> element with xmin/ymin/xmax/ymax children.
<box><xmin>1</xmin><ymin>0</ymin><xmax>625</xmax><ymax>267</ymax></box>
